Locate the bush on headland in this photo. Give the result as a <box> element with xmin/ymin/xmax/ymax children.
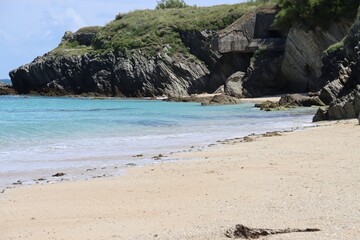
<box><xmin>275</xmin><ymin>0</ymin><xmax>360</xmax><ymax>29</ymax></box>
<box><xmin>156</xmin><ymin>0</ymin><xmax>188</xmax><ymax>9</ymax></box>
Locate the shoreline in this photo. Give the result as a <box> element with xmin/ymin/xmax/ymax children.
<box><xmin>0</xmin><ymin>96</ymin><xmax>316</xmax><ymax>191</ymax></box>
<box><xmin>1</xmin><ymin>119</ymin><xmax>359</xmax><ymax>239</ymax></box>
<box><xmin>0</xmin><ymin>120</ymin><xmax>315</xmax><ymax>194</ymax></box>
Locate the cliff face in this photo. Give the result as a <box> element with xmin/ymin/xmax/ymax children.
<box><xmin>9</xmin><ymin>4</ymin><xmax>273</xmax><ymax>97</ymax></box>
<box><xmin>8</xmin><ymin>2</ymin><xmax>359</xmax><ymax>117</ymax></box>
<box><xmin>314</xmin><ymin>12</ymin><xmax>360</xmax><ymax>121</ymax></box>
<box><xmin>281</xmin><ymin>21</ymin><xmax>352</xmax><ymax>92</ymax></box>
<box><xmin>10</xmin><ymin>47</ymin><xmax>211</xmax><ymax>97</ymax></box>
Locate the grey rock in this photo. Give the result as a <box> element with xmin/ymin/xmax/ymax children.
<box><xmin>9</xmin><ymin>48</ymin><xmax>211</xmax><ymax>97</ymax></box>
<box><xmin>327</xmin><ymin>88</ymin><xmax>360</xmax><ymax>120</ymax></box>
<box><xmin>242</xmin><ymin>51</ymin><xmax>285</xmax><ymax>97</ymax></box>
<box><xmin>215</xmin><ymin>7</ymin><xmax>283</xmax><ymax>53</ymax></box>
<box><xmin>319</xmin><ymin>79</ymin><xmax>346</xmax><ymax>105</ymax></box>
<box><xmin>224</xmin><ymin>71</ymin><xmax>245</xmax><ymax>98</ymax></box>
<box><xmin>63</xmin><ymin>27</ymin><xmax>99</xmax><ymax>46</ymax></box>
<box><xmin>281</xmin><ymin>21</ymin><xmax>352</xmax><ymax>92</ymax></box>
<box><xmin>315</xmin><ymin>12</ymin><xmax>360</xmax><ymax>121</ymax></box>
<box><xmin>0</xmin><ymin>82</ymin><xmax>17</xmax><ymax>95</ymax></box>
<box><xmin>201</xmin><ymin>94</ymin><xmax>241</xmax><ymax>106</ymax></box>
<box><xmin>313</xmin><ymin>107</ymin><xmax>329</xmax><ymax>122</ymax></box>
<box><xmin>279</xmin><ymin>94</ymin><xmax>325</xmax><ymax>107</ymax></box>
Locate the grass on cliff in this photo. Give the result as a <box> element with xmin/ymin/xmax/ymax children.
<box><xmin>55</xmin><ymin>2</ymin><xmax>272</xmax><ymax>56</ymax></box>
<box><xmin>275</xmin><ymin>0</ymin><xmax>360</xmax><ymax>29</ymax></box>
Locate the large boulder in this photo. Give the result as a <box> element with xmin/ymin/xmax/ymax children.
<box><xmin>201</xmin><ymin>94</ymin><xmax>241</xmax><ymax>106</ymax></box>
<box><xmin>327</xmin><ymin>88</ymin><xmax>360</xmax><ymax>120</ymax></box>
<box><xmin>281</xmin><ymin>21</ymin><xmax>352</xmax><ymax>92</ymax></box>
<box><xmin>224</xmin><ymin>71</ymin><xmax>245</xmax><ymax>98</ymax></box>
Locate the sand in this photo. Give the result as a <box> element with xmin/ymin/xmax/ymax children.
<box><xmin>1</xmin><ymin>120</ymin><xmax>359</xmax><ymax>240</ymax></box>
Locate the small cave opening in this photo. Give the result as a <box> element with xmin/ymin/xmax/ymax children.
<box><xmin>268</xmin><ymin>29</ymin><xmax>283</xmax><ymax>38</ymax></box>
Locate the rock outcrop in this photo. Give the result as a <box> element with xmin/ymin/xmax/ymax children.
<box><xmin>281</xmin><ymin>21</ymin><xmax>352</xmax><ymax>92</ymax></box>
<box><xmin>8</xmin><ymin>1</ymin><xmax>360</xmax><ymax>121</ymax></box>
<box><xmin>10</xmin><ymin>6</ymin><xmax>284</xmax><ymax>98</ymax></box>
<box><xmin>314</xmin><ymin>10</ymin><xmax>360</xmax><ymax>121</ymax></box>
<box><xmin>0</xmin><ymin>82</ymin><xmax>16</xmax><ymax>95</ymax></box>
<box><xmin>224</xmin><ymin>71</ymin><xmax>245</xmax><ymax>98</ymax></box>
<box><xmin>201</xmin><ymin>94</ymin><xmax>241</xmax><ymax>106</ymax></box>
<box><xmin>10</xmin><ymin>48</ymin><xmax>211</xmax><ymax>97</ymax></box>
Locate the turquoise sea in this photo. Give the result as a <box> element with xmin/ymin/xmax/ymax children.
<box><xmin>0</xmin><ymin>96</ymin><xmax>316</xmax><ymax>186</ymax></box>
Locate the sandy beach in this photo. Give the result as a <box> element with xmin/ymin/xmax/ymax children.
<box><xmin>1</xmin><ymin>120</ymin><xmax>359</xmax><ymax>240</ymax></box>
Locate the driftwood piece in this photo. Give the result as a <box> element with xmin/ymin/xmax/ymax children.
<box><xmin>225</xmin><ymin>224</ymin><xmax>320</xmax><ymax>239</ymax></box>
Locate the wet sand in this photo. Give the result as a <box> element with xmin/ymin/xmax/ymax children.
<box><xmin>1</xmin><ymin>120</ymin><xmax>359</xmax><ymax>239</ymax></box>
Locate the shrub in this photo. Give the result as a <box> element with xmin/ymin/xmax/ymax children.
<box><xmin>275</xmin><ymin>0</ymin><xmax>360</xmax><ymax>29</ymax></box>
<box><xmin>156</xmin><ymin>0</ymin><xmax>188</xmax><ymax>9</ymax></box>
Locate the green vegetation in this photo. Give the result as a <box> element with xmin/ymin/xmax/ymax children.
<box><xmin>76</xmin><ymin>26</ymin><xmax>101</xmax><ymax>34</ymax></box>
<box><xmin>55</xmin><ymin>2</ymin><xmax>269</xmax><ymax>56</ymax></box>
<box><xmin>275</xmin><ymin>0</ymin><xmax>360</xmax><ymax>29</ymax></box>
<box><xmin>325</xmin><ymin>40</ymin><xmax>345</xmax><ymax>54</ymax></box>
<box><xmin>53</xmin><ymin>0</ymin><xmax>360</xmax><ymax>57</ymax></box>
<box><xmin>155</xmin><ymin>0</ymin><xmax>188</xmax><ymax>9</ymax></box>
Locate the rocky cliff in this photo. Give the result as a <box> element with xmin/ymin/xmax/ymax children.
<box><xmin>8</xmin><ymin>2</ymin><xmax>360</xmax><ymax>121</ymax></box>
<box><xmin>281</xmin><ymin>21</ymin><xmax>352</xmax><ymax>92</ymax></box>
<box><xmin>314</xmin><ymin>11</ymin><xmax>360</xmax><ymax>121</ymax></box>
<box><xmin>8</xmin><ymin>4</ymin><xmax>289</xmax><ymax>98</ymax></box>
<box><xmin>9</xmin><ymin>4</ymin><xmax>259</xmax><ymax>97</ymax></box>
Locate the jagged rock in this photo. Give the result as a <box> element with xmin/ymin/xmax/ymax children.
<box><xmin>254</xmin><ymin>100</ymin><xmax>288</xmax><ymax>111</ymax></box>
<box><xmin>319</xmin><ymin>79</ymin><xmax>346</xmax><ymax>105</ymax></box>
<box><xmin>242</xmin><ymin>51</ymin><xmax>285</xmax><ymax>97</ymax></box>
<box><xmin>201</xmin><ymin>94</ymin><xmax>241</xmax><ymax>106</ymax></box>
<box><xmin>225</xmin><ymin>224</ymin><xmax>320</xmax><ymax>239</ymax></box>
<box><xmin>327</xmin><ymin>88</ymin><xmax>360</xmax><ymax>120</ymax></box>
<box><xmin>313</xmin><ymin>106</ymin><xmax>329</xmax><ymax>122</ymax></box>
<box><xmin>164</xmin><ymin>95</ymin><xmax>211</xmax><ymax>103</ymax></box>
<box><xmin>63</xmin><ymin>27</ymin><xmax>100</xmax><ymax>46</ymax></box>
<box><xmin>281</xmin><ymin>21</ymin><xmax>352</xmax><ymax>92</ymax></box>
<box><xmin>315</xmin><ymin>10</ymin><xmax>360</xmax><ymax>121</ymax></box>
<box><xmin>0</xmin><ymin>82</ymin><xmax>17</xmax><ymax>95</ymax></box>
<box><xmin>213</xmin><ymin>85</ymin><xmax>225</xmax><ymax>94</ymax></box>
<box><xmin>224</xmin><ymin>71</ymin><xmax>246</xmax><ymax>98</ymax></box>
<box><xmin>10</xmin><ymin>49</ymin><xmax>212</xmax><ymax>97</ymax></box>
<box><xmin>179</xmin><ymin>30</ymin><xmax>220</xmax><ymax>69</ymax></box>
<box><xmin>279</xmin><ymin>94</ymin><xmax>325</xmax><ymax>107</ymax></box>
<box><xmin>52</xmin><ymin>173</ymin><xmax>66</xmax><ymax>177</ymax></box>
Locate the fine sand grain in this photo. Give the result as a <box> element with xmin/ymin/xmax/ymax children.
<box><xmin>1</xmin><ymin>120</ymin><xmax>359</xmax><ymax>240</ymax></box>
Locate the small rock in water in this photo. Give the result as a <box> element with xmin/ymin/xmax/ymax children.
<box><xmin>126</xmin><ymin>163</ymin><xmax>137</xmax><ymax>167</ymax></box>
<box><xmin>13</xmin><ymin>180</ymin><xmax>23</xmax><ymax>185</ymax></box>
<box><xmin>52</xmin><ymin>173</ymin><xmax>66</xmax><ymax>177</ymax></box>
<box><xmin>132</xmin><ymin>154</ymin><xmax>144</xmax><ymax>158</ymax></box>
<box><xmin>152</xmin><ymin>154</ymin><xmax>165</xmax><ymax>160</ymax></box>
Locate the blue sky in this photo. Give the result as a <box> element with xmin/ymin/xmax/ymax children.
<box><xmin>0</xmin><ymin>0</ymin><xmax>245</xmax><ymax>78</ymax></box>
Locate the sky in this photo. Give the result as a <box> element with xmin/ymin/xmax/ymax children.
<box><xmin>0</xmin><ymin>0</ymin><xmax>246</xmax><ymax>79</ymax></box>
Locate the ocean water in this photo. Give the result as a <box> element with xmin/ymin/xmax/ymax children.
<box><xmin>0</xmin><ymin>79</ymin><xmax>11</xmax><ymax>85</ymax></box>
<box><xmin>0</xmin><ymin>96</ymin><xmax>316</xmax><ymax>184</ymax></box>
